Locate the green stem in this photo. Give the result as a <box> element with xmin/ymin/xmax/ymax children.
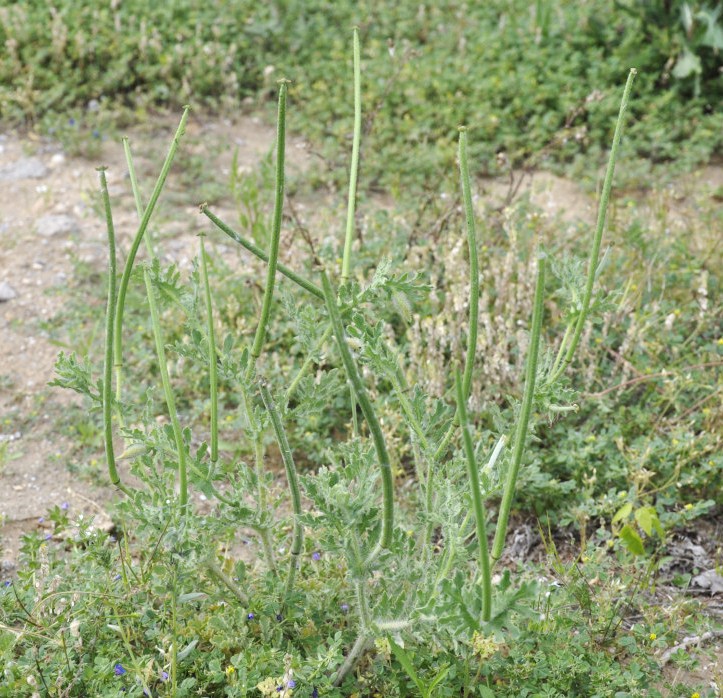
<box><xmin>321</xmin><ymin>272</ymin><xmax>394</xmax><ymax>559</ymax></box>
<box><xmin>170</xmin><ymin>566</ymin><xmax>178</xmax><ymax>694</ymax></box>
<box><xmin>491</xmin><ymin>257</ymin><xmax>546</xmax><ymax>561</ymax></box>
<box><xmin>349</xmin><ymin>383</ymin><xmax>359</xmax><ymax>438</ymax></box>
<box><xmin>341</xmin><ymin>27</ymin><xmax>362</xmax><ymax>282</ymax></box>
<box><xmin>201</xmin><ymin>206</ymin><xmax>323</xmax><ymax>300</ymax></box>
<box><xmin>98</xmin><ymin>168</ymin><xmax>130</xmax><ymax>496</ymax></box>
<box><xmin>259</xmin><ymin>382</ymin><xmax>303</xmax><ymax>604</ymax></box>
<box><xmin>114</xmin><ymin>107</ymin><xmax>189</xmax><ymax>408</ymax></box>
<box><xmin>284</xmin><ymin>325</ymin><xmax>333</xmax><ymax>406</ymax></box>
<box><xmin>247</xmin><ymin>80</ymin><xmax>288</xmax><ymax>376</ymax></box>
<box><xmin>122</xmin><ymin>137</ymin><xmax>154</xmax><ymax>257</ymax></box>
<box><xmin>550</xmin><ymin>69</ymin><xmax>636</xmax><ymax>383</ymax></box>
<box><xmin>205</xmin><ymin>556</ymin><xmax>249</xmax><ymax>604</ymax></box>
<box><xmin>332</xmin><ymin>632</ymin><xmax>372</xmax><ymax>687</ymax></box>
<box><xmin>549</xmin><ymin>319</ymin><xmax>574</xmax><ymax>379</ymax></box>
<box><xmin>144</xmin><ymin>267</ymin><xmax>188</xmax><ymax>513</ymax></box>
<box><xmin>199</xmin><ymin>236</ymin><xmax>219</xmax><ymax>466</ymax></box>
<box><xmin>455</xmin><ymin>370</ymin><xmax>492</xmax><ymax>622</ymax></box>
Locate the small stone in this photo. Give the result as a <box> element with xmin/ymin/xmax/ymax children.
<box><xmin>0</xmin><ymin>281</ymin><xmax>17</xmax><ymax>302</ymax></box>
<box><xmin>35</xmin><ymin>214</ymin><xmax>80</xmax><ymax>238</ymax></box>
<box><xmin>0</xmin><ymin>157</ymin><xmax>48</xmax><ymax>181</ymax></box>
<box><xmin>692</xmin><ymin>569</ymin><xmax>723</xmax><ymax>595</ymax></box>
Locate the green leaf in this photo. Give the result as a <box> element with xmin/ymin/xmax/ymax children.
<box><xmin>612</xmin><ymin>501</ymin><xmax>633</xmax><ymax>525</ymax></box>
<box><xmin>428</xmin><ymin>664</ymin><xmax>451</xmax><ymax>694</ymax></box>
<box><xmin>619</xmin><ymin>524</ymin><xmax>645</xmax><ymax>555</ymax></box>
<box><xmin>177</xmin><ymin>638</ymin><xmax>198</xmax><ymax>661</ymax></box>
<box><xmin>672</xmin><ymin>48</ymin><xmax>702</xmax><ymax>78</ymax></box>
<box><xmin>178</xmin><ymin>592</ymin><xmax>207</xmax><ymax>603</ymax></box>
<box><xmin>388</xmin><ymin>637</ymin><xmax>425</xmax><ymax>695</ymax></box>
<box><xmin>634</xmin><ymin>506</ymin><xmax>653</xmax><ymax>536</ymax></box>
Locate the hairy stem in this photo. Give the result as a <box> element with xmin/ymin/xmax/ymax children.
<box><xmin>455</xmin><ymin>369</ymin><xmax>491</xmax><ymax>621</ymax></box>
<box><xmin>144</xmin><ymin>267</ymin><xmax>188</xmax><ymax>513</ymax></box>
<box><xmin>284</xmin><ymin>325</ymin><xmax>333</xmax><ymax>406</ymax></box>
<box><xmin>259</xmin><ymin>382</ymin><xmax>303</xmax><ymax>604</ymax></box>
<box><xmin>332</xmin><ymin>632</ymin><xmax>372</xmax><ymax>687</ymax></box>
<box><xmin>205</xmin><ymin>556</ymin><xmax>249</xmax><ymax>605</ymax></box>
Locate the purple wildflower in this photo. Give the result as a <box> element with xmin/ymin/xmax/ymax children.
<box><xmin>247</xmin><ymin>612</ymin><xmax>254</xmax><ymax>620</ymax></box>
<box><xmin>38</xmin><ymin>517</ymin><xmax>44</xmax><ymax>523</ymax></box>
<box><xmin>312</xmin><ymin>551</ymin><xmax>321</xmax><ymax>561</ymax></box>
<box><xmin>161</xmin><ymin>671</ymin><xmax>169</xmax><ymax>681</ymax></box>
<box><xmin>114</xmin><ymin>663</ymin><xmax>126</xmax><ymax>676</ymax></box>
<box><xmin>2</xmin><ymin>581</ymin><xmax>11</xmax><ymax>587</ymax></box>
<box><xmin>312</xmin><ymin>688</ymin><xmax>318</xmax><ymax>698</ymax></box>
<box><xmin>68</xmin><ymin>118</ymin><xmax>76</xmax><ymax>126</ymax></box>
<box><xmin>44</xmin><ymin>533</ymin><xmax>53</xmax><ymax>541</ymax></box>
<box><xmin>340</xmin><ymin>603</ymin><xmax>349</xmax><ymax>613</ymax></box>
<box><xmin>61</xmin><ymin>501</ymin><xmax>69</xmax><ymax>510</ymax></box>
<box><xmin>287</xmin><ymin>679</ymin><xmax>296</xmax><ymax>688</ymax></box>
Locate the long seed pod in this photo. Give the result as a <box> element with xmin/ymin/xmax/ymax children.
<box><xmin>201</xmin><ymin>206</ymin><xmax>323</xmax><ymax>300</ymax></box>
<box><xmin>550</xmin><ymin>69</ymin><xmax>636</xmax><ymax>382</ymax></box>
<box><xmin>122</xmin><ymin>137</ymin><xmax>154</xmax><ymax>257</ymax></box>
<box><xmin>259</xmin><ymin>382</ymin><xmax>303</xmax><ymax>603</ymax></box>
<box><xmin>433</xmin><ymin>127</ymin><xmax>481</xmax><ymax>462</ymax></box>
<box><xmin>341</xmin><ymin>27</ymin><xmax>362</xmax><ymax>282</ymax></box>
<box><xmin>247</xmin><ymin>80</ymin><xmax>288</xmax><ymax>376</ymax></box>
<box><xmin>491</xmin><ymin>257</ymin><xmax>545</xmax><ymax>561</ymax></box>
<box><xmin>321</xmin><ymin>272</ymin><xmax>394</xmax><ymax>559</ymax></box>
<box><xmin>199</xmin><ymin>236</ymin><xmax>219</xmax><ymax>466</ymax></box>
<box><xmin>98</xmin><ymin>168</ymin><xmax>130</xmax><ymax>496</ymax></box>
<box><xmin>114</xmin><ymin>108</ymin><xmax>190</xmax><ymax>406</ymax></box>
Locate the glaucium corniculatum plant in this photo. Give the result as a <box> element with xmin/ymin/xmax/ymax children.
<box><xmin>51</xmin><ymin>27</ymin><xmax>636</xmax><ymax>690</ymax></box>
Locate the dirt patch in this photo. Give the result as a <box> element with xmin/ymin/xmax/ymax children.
<box><xmin>0</xmin><ymin>111</ymin><xmax>311</xmax><ymax>573</ymax></box>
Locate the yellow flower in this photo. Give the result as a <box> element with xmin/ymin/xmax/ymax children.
<box><xmin>257</xmin><ymin>677</ymin><xmax>280</xmax><ymax>695</ymax></box>
<box><xmin>648</xmin><ymin>633</ymin><xmax>656</xmax><ymax>641</ymax></box>
<box><xmin>225</xmin><ymin>665</ymin><xmax>235</xmax><ymax>676</ymax></box>
<box><xmin>472</xmin><ymin>631</ymin><xmax>500</xmax><ymax>659</ymax></box>
<box><xmin>684</xmin><ymin>503</ymin><xmax>693</xmax><ymax>510</ymax></box>
<box><xmin>691</xmin><ymin>693</ymin><xmax>700</xmax><ymax>698</ymax></box>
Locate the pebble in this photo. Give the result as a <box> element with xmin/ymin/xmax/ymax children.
<box><xmin>0</xmin><ymin>281</ymin><xmax>18</xmax><ymax>302</ymax></box>
<box><xmin>35</xmin><ymin>214</ymin><xmax>80</xmax><ymax>238</ymax></box>
<box><xmin>0</xmin><ymin>157</ymin><xmax>48</xmax><ymax>181</ymax></box>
